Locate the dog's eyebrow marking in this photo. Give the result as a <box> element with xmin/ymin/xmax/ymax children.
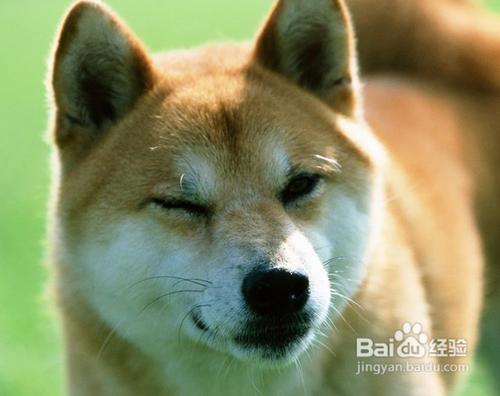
<box><xmin>179</xmin><ymin>174</ymin><xmax>186</xmax><ymax>190</ymax></box>
<box><xmin>169</xmin><ymin>174</ymin><xmax>202</xmax><ymax>198</ymax></box>
<box><xmin>285</xmin><ymin>155</ymin><xmax>341</xmax><ymax>181</ymax></box>
<box><xmin>266</xmin><ymin>139</ymin><xmax>341</xmax><ymax>183</ymax></box>
<box><xmin>149</xmin><ymin>181</ymin><xmax>208</xmax><ymax>207</ymax></box>
<box><xmin>266</xmin><ymin>139</ymin><xmax>293</xmax><ymax>185</ymax></box>
<box><xmin>175</xmin><ymin>153</ymin><xmax>216</xmax><ymax>199</ymax></box>
<box><xmin>313</xmin><ymin>154</ymin><xmax>342</xmax><ymax>174</ymax></box>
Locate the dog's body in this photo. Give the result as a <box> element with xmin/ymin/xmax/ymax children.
<box><xmin>47</xmin><ymin>0</ymin><xmax>500</xmax><ymax>395</ymax></box>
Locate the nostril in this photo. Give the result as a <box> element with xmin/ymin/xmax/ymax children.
<box><xmin>242</xmin><ymin>268</ymin><xmax>310</xmax><ymax>317</ymax></box>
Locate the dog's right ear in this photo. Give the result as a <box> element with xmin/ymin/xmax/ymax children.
<box><xmin>50</xmin><ymin>1</ymin><xmax>156</xmax><ymax>149</ymax></box>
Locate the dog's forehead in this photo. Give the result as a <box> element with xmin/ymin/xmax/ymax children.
<box><xmin>93</xmin><ymin>71</ymin><xmax>376</xmax><ymax>210</ymax></box>
<box><xmin>151</xmin><ymin>87</ymin><xmax>340</xmax><ymax>195</ymax></box>
<box><xmin>172</xmin><ymin>135</ymin><xmax>292</xmax><ymax>197</ymax></box>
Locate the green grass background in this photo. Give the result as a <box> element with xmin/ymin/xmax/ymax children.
<box><xmin>0</xmin><ymin>1</ymin><xmax>499</xmax><ymax>395</ymax></box>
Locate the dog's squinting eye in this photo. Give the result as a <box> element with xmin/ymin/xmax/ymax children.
<box><xmin>149</xmin><ymin>198</ymin><xmax>210</xmax><ymax>217</ymax></box>
<box><xmin>281</xmin><ymin>173</ymin><xmax>322</xmax><ymax>205</ymax></box>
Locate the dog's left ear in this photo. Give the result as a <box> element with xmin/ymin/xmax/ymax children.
<box><xmin>253</xmin><ymin>0</ymin><xmax>359</xmax><ymax>117</ymax></box>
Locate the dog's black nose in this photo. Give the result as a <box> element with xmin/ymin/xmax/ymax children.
<box><xmin>242</xmin><ymin>268</ymin><xmax>310</xmax><ymax>316</ymax></box>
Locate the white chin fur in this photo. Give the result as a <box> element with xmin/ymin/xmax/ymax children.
<box><xmin>227</xmin><ymin>330</ymin><xmax>317</xmax><ymax>368</ymax></box>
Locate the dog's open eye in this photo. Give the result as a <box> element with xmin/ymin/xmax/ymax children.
<box><xmin>280</xmin><ymin>173</ymin><xmax>322</xmax><ymax>205</ymax></box>
<box><xmin>149</xmin><ymin>198</ymin><xmax>210</xmax><ymax>217</ymax></box>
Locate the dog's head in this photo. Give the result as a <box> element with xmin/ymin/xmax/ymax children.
<box><xmin>49</xmin><ymin>0</ymin><xmax>384</xmax><ymax>366</ymax></box>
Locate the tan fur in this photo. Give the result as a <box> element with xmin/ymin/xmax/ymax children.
<box><xmin>348</xmin><ymin>0</ymin><xmax>500</xmax><ymax>92</ymax></box>
<box><xmin>46</xmin><ymin>0</ymin><xmax>496</xmax><ymax>394</ymax></box>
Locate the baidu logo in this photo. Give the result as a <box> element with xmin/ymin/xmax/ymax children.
<box><xmin>356</xmin><ymin>322</ymin><xmax>467</xmax><ymax>359</ymax></box>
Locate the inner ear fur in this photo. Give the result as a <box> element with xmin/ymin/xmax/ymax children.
<box><xmin>50</xmin><ymin>1</ymin><xmax>156</xmax><ymax>147</ymax></box>
<box><xmin>253</xmin><ymin>0</ymin><xmax>360</xmax><ymax>117</ymax></box>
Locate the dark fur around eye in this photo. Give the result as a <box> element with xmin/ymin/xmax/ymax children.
<box><xmin>280</xmin><ymin>173</ymin><xmax>322</xmax><ymax>205</ymax></box>
<box><xmin>150</xmin><ymin>198</ymin><xmax>210</xmax><ymax>216</ymax></box>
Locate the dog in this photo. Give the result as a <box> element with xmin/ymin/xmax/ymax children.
<box><xmin>47</xmin><ymin>0</ymin><xmax>499</xmax><ymax>394</ymax></box>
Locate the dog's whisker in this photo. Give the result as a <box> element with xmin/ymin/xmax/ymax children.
<box><xmin>329</xmin><ymin>303</ymin><xmax>357</xmax><ymax>335</ymax></box>
<box><xmin>171</xmin><ymin>279</ymin><xmax>218</xmax><ymax>289</ymax></box>
<box><xmin>294</xmin><ymin>356</ymin><xmax>306</xmax><ymax>395</ymax></box>
<box><xmin>216</xmin><ymin>353</ymin><xmax>233</xmax><ymax>383</ymax></box>
<box><xmin>177</xmin><ymin>303</ymin><xmax>212</xmax><ymax>343</ymax></box>
<box><xmin>312</xmin><ymin>336</ymin><xmax>335</xmax><ymax>357</ymax></box>
<box><xmin>328</xmin><ymin>288</ymin><xmax>373</xmax><ymax>328</ymax></box>
<box><xmin>128</xmin><ymin>275</ymin><xmax>212</xmax><ymax>290</ymax></box>
<box><xmin>330</xmin><ymin>290</ymin><xmax>365</xmax><ymax>312</ymax></box>
<box><xmin>322</xmin><ymin>256</ymin><xmax>347</xmax><ymax>265</ymax></box>
<box><xmin>140</xmin><ymin>289</ymin><xmax>206</xmax><ymax>314</ymax></box>
<box><xmin>96</xmin><ymin>317</ymin><xmax>126</xmax><ymax>362</ymax></box>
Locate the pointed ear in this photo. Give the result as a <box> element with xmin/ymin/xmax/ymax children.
<box><xmin>253</xmin><ymin>0</ymin><xmax>360</xmax><ymax>117</ymax></box>
<box><xmin>50</xmin><ymin>1</ymin><xmax>156</xmax><ymax>145</ymax></box>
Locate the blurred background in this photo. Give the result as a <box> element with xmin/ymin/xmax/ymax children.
<box><xmin>0</xmin><ymin>1</ymin><xmax>499</xmax><ymax>395</ymax></box>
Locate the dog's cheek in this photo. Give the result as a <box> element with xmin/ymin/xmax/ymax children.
<box><xmin>302</xmin><ymin>189</ymin><xmax>373</xmax><ymax>319</ymax></box>
<box><xmin>66</xmin><ymin>217</ymin><xmax>196</xmax><ymax>332</ymax></box>
<box><xmin>323</xmin><ymin>190</ymin><xmax>373</xmax><ymax>310</ymax></box>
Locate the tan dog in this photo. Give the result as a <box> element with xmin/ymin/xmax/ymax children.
<box><xmin>47</xmin><ymin>0</ymin><xmax>495</xmax><ymax>394</ymax></box>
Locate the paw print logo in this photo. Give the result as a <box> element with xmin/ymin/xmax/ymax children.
<box><xmin>394</xmin><ymin>322</ymin><xmax>428</xmax><ymax>358</ymax></box>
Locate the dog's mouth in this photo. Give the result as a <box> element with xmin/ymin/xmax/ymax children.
<box><xmin>233</xmin><ymin>322</ymin><xmax>310</xmax><ymax>352</ymax></box>
<box><xmin>191</xmin><ymin>311</ymin><xmax>313</xmax><ymax>361</ymax></box>
<box><xmin>192</xmin><ymin>311</ymin><xmax>210</xmax><ymax>332</ymax></box>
